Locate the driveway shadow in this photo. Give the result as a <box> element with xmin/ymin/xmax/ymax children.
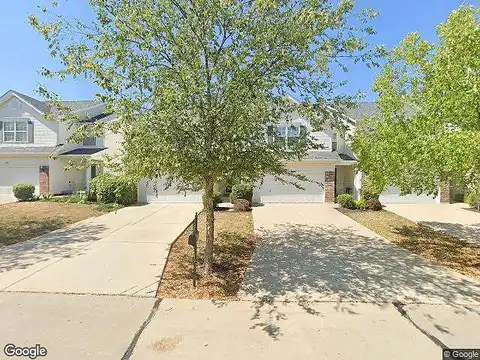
<box><xmin>419</xmin><ymin>221</ymin><xmax>480</xmax><ymax>246</ymax></box>
<box><xmin>240</xmin><ymin>223</ymin><xmax>480</xmax><ymax>305</ymax></box>
<box><xmin>0</xmin><ymin>222</ymin><xmax>107</xmax><ymax>273</ymax></box>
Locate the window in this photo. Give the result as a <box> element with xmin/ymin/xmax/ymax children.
<box><xmin>82</xmin><ymin>137</ymin><xmax>97</xmax><ymax>146</ymax></box>
<box><xmin>268</xmin><ymin>124</ymin><xmax>307</xmax><ymax>148</ymax></box>
<box><xmin>91</xmin><ymin>165</ymin><xmax>97</xmax><ymax>179</ymax></box>
<box><xmin>3</xmin><ymin>120</ymin><xmax>28</xmax><ymax>143</ymax></box>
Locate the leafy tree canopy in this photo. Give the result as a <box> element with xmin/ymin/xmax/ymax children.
<box><xmin>353</xmin><ymin>6</ymin><xmax>480</xmax><ymax>195</ymax></box>
<box><xmin>31</xmin><ymin>0</ymin><xmax>381</xmax><ymax>274</ymax></box>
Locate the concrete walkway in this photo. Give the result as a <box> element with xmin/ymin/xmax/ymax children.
<box><xmin>386</xmin><ymin>203</ymin><xmax>480</xmax><ymax>245</ymax></box>
<box><xmin>128</xmin><ymin>299</ymin><xmax>480</xmax><ymax>360</ymax></box>
<box><xmin>0</xmin><ymin>203</ymin><xmax>201</xmax><ymax>296</ymax></box>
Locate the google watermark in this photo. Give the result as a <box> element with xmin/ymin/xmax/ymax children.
<box><xmin>444</xmin><ymin>349</ymin><xmax>480</xmax><ymax>360</ymax></box>
<box><xmin>4</xmin><ymin>344</ymin><xmax>47</xmax><ymax>359</ymax></box>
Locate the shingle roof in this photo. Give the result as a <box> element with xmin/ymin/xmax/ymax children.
<box><xmin>13</xmin><ymin>91</ymin><xmax>51</xmax><ymax>114</ymax></box>
<box><xmin>341</xmin><ymin>102</ymin><xmax>381</xmax><ymax>124</ymax></box>
<box><xmin>59</xmin><ymin>147</ymin><xmax>106</xmax><ymax>155</ymax></box>
<box><xmin>0</xmin><ymin>146</ymin><xmax>57</xmax><ymax>155</ymax></box>
<box><xmin>6</xmin><ymin>90</ymin><xmax>102</xmax><ymax>116</ymax></box>
<box><xmin>305</xmin><ymin>151</ymin><xmax>357</xmax><ymax>162</ymax></box>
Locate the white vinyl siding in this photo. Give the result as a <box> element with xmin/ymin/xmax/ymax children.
<box><xmin>0</xmin><ymin>96</ymin><xmax>56</xmax><ymax>147</ymax></box>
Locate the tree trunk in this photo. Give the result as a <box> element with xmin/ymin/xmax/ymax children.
<box><xmin>203</xmin><ymin>176</ymin><xmax>215</xmax><ymax>276</ymax></box>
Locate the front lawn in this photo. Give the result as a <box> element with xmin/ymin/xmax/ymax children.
<box><xmin>339</xmin><ymin>209</ymin><xmax>480</xmax><ymax>280</ymax></box>
<box><xmin>0</xmin><ymin>201</ymin><xmax>114</xmax><ymax>246</ymax></box>
<box><xmin>157</xmin><ymin>210</ymin><xmax>256</xmax><ymax>300</ymax></box>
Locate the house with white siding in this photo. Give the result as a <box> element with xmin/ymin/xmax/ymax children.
<box><xmin>0</xmin><ymin>90</ymin><xmax>452</xmax><ymax>204</ymax></box>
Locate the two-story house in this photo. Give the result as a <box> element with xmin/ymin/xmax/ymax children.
<box><xmin>1</xmin><ymin>90</ymin><xmax>452</xmax><ymax>204</ymax></box>
<box><xmin>137</xmin><ymin>99</ymin><xmax>361</xmax><ymax>204</ymax></box>
<box><xmin>0</xmin><ymin>90</ymin><xmax>117</xmax><ymax>200</ymax></box>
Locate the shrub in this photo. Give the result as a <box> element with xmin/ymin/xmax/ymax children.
<box><xmin>361</xmin><ymin>189</ymin><xmax>380</xmax><ymax>201</ymax></box>
<box><xmin>41</xmin><ymin>193</ymin><xmax>54</xmax><ymax>200</ymax></box>
<box><xmin>233</xmin><ymin>199</ymin><xmax>251</xmax><ymax>212</ymax></box>
<box><xmin>89</xmin><ymin>173</ymin><xmax>137</xmax><ymax>205</ymax></box>
<box><xmin>465</xmin><ymin>191</ymin><xmax>480</xmax><ymax>209</ymax></box>
<box><xmin>13</xmin><ymin>183</ymin><xmax>35</xmax><ymax>201</ymax></box>
<box><xmin>114</xmin><ymin>180</ymin><xmax>137</xmax><ymax>205</ymax></box>
<box><xmin>355</xmin><ymin>199</ymin><xmax>368</xmax><ymax>210</ymax></box>
<box><xmin>336</xmin><ymin>194</ymin><xmax>356</xmax><ymax>209</ymax></box>
<box><xmin>367</xmin><ymin>198</ymin><xmax>382</xmax><ymax>211</ymax></box>
<box><xmin>229</xmin><ymin>183</ymin><xmax>254</xmax><ymax>205</ymax></box>
<box><xmin>202</xmin><ymin>191</ymin><xmax>223</xmax><ymax>209</ymax></box>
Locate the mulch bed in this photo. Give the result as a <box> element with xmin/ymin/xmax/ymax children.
<box><xmin>156</xmin><ymin>210</ymin><xmax>256</xmax><ymax>300</ymax></box>
<box><xmin>339</xmin><ymin>208</ymin><xmax>480</xmax><ymax>280</ymax></box>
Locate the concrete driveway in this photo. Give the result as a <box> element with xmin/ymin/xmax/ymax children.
<box><xmin>127</xmin><ymin>204</ymin><xmax>480</xmax><ymax>359</ymax></box>
<box><xmin>0</xmin><ymin>203</ymin><xmax>200</xmax><ymax>359</ymax></box>
<box><xmin>386</xmin><ymin>203</ymin><xmax>480</xmax><ymax>245</ymax></box>
<box><xmin>0</xmin><ymin>203</ymin><xmax>201</xmax><ymax>296</ymax></box>
<box><xmin>240</xmin><ymin>204</ymin><xmax>480</xmax><ymax>304</ymax></box>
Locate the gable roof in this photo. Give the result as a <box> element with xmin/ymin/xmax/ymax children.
<box><xmin>342</xmin><ymin>102</ymin><xmax>381</xmax><ymax>124</ymax></box>
<box><xmin>0</xmin><ymin>89</ymin><xmax>105</xmax><ymax>121</ymax></box>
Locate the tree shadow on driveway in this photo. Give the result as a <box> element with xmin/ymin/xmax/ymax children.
<box><xmin>0</xmin><ymin>222</ymin><xmax>107</xmax><ymax>275</ymax></box>
<box><xmin>238</xmin><ymin>223</ymin><xmax>480</xmax><ymax>340</ymax></box>
<box><xmin>241</xmin><ymin>223</ymin><xmax>480</xmax><ymax>305</ymax></box>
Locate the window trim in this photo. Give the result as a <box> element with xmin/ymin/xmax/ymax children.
<box><xmin>2</xmin><ymin>118</ymin><xmax>29</xmax><ymax>143</ymax></box>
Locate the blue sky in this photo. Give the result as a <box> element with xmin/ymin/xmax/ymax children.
<box><xmin>0</xmin><ymin>0</ymin><xmax>477</xmax><ymax>101</ymax></box>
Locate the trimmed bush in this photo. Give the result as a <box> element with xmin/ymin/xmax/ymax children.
<box><xmin>361</xmin><ymin>189</ymin><xmax>380</xmax><ymax>201</ymax></box>
<box><xmin>114</xmin><ymin>180</ymin><xmax>137</xmax><ymax>206</ymax></box>
<box><xmin>336</xmin><ymin>194</ymin><xmax>356</xmax><ymax>209</ymax></box>
<box><xmin>229</xmin><ymin>183</ymin><xmax>253</xmax><ymax>205</ymax></box>
<box><xmin>465</xmin><ymin>191</ymin><xmax>480</xmax><ymax>209</ymax></box>
<box><xmin>233</xmin><ymin>199</ymin><xmax>251</xmax><ymax>212</ymax></box>
<box><xmin>202</xmin><ymin>191</ymin><xmax>223</xmax><ymax>209</ymax></box>
<box><xmin>89</xmin><ymin>173</ymin><xmax>137</xmax><ymax>205</ymax></box>
<box><xmin>13</xmin><ymin>183</ymin><xmax>35</xmax><ymax>201</ymax></box>
<box><xmin>366</xmin><ymin>198</ymin><xmax>382</xmax><ymax>211</ymax></box>
<box><xmin>355</xmin><ymin>199</ymin><xmax>368</xmax><ymax>210</ymax></box>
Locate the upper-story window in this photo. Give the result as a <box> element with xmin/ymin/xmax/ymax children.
<box><xmin>268</xmin><ymin>124</ymin><xmax>306</xmax><ymax>147</ymax></box>
<box><xmin>82</xmin><ymin>137</ymin><xmax>97</xmax><ymax>146</ymax></box>
<box><xmin>3</xmin><ymin>119</ymin><xmax>28</xmax><ymax>143</ymax></box>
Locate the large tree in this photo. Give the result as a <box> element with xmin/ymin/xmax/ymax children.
<box><xmin>353</xmin><ymin>6</ymin><xmax>480</xmax><ymax>195</ymax></box>
<box><xmin>31</xmin><ymin>0</ymin><xmax>381</xmax><ymax>275</ymax></box>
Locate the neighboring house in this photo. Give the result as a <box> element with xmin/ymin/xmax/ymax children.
<box><xmin>138</xmin><ymin>98</ymin><xmax>360</xmax><ymax>204</ymax></box>
<box><xmin>0</xmin><ymin>90</ymin><xmax>453</xmax><ymax>204</ymax></box>
<box><xmin>0</xmin><ymin>90</ymin><xmax>117</xmax><ymax>200</ymax></box>
<box><xmin>138</xmin><ymin>101</ymin><xmax>452</xmax><ymax>204</ymax></box>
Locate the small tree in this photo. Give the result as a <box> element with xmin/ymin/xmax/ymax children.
<box><xmin>31</xmin><ymin>0</ymin><xmax>381</xmax><ymax>275</ymax></box>
<box><xmin>353</xmin><ymin>6</ymin><xmax>480</xmax><ymax>194</ymax></box>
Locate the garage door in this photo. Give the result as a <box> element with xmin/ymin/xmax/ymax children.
<box><xmin>379</xmin><ymin>186</ymin><xmax>437</xmax><ymax>204</ymax></box>
<box><xmin>256</xmin><ymin>166</ymin><xmax>325</xmax><ymax>203</ymax></box>
<box><xmin>144</xmin><ymin>178</ymin><xmax>203</xmax><ymax>203</ymax></box>
<box><xmin>0</xmin><ymin>167</ymin><xmax>39</xmax><ymax>199</ymax></box>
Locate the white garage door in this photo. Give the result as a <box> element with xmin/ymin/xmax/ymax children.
<box><xmin>379</xmin><ymin>186</ymin><xmax>437</xmax><ymax>204</ymax></box>
<box><xmin>0</xmin><ymin>167</ymin><xmax>39</xmax><ymax>199</ymax></box>
<box><xmin>256</xmin><ymin>166</ymin><xmax>325</xmax><ymax>203</ymax></box>
<box><xmin>144</xmin><ymin>178</ymin><xmax>203</xmax><ymax>203</ymax></box>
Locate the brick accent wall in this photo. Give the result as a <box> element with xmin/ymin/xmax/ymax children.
<box><xmin>439</xmin><ymin>181</ymin><xmax>451</xmax><ymax>203</ymax></box>
<box><xmin>39</xmin><ymin>166</ymin><xmax>50</xmax><ymax>195</ymax></box>
<box><xmin>325</xmin><ymin>170</ymin><xmax>335</xmax><ymax>203</ymax></box>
